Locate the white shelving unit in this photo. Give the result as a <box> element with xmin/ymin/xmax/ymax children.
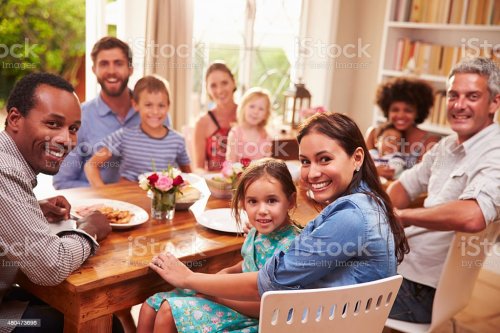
<box><xmin>374</xmin><ymin>0</ymin><xmax>500</xmax><ymax>136</ymax></box>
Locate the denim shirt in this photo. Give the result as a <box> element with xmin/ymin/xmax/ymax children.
<box><xmin>258</xmin><ymin>182</ymin><xmax>397</xmax><ymax>295</ymax></box>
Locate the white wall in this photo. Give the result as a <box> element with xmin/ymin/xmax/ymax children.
<box><xmin>85</xmin><ymin>0</ymin><xmax>147</xmax><ymax>101</ymax></box>
<box><xmin>299</xmin><ymin>0</ymin><xmax>387</xmax><ymax>134</ymax></box>
<box><xmin>299</xmin><ymin>0</ymin><xmax>340</xmax><ymax>110</ymax></box>
<box><xmin>329</xmin><ymin>0</ymin><xmax>387</xmax><ymax>134</ymax></box>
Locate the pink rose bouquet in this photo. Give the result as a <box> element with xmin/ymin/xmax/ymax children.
<box><xmin>139</xmin><ymin>166</ymin><xmax>184</xmax><ymax>195</ymax></box>
<box><xmin>139</xmin><ymin>166</ymin><xmax>185</xmax><ymax>220</ymax></box>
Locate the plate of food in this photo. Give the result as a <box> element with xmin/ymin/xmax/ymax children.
<box><xmin>72</xmin><ymin>199</ymin><xmax>149</xmax><ymax>229</ymax></box>
<box><xmin>195</xmin><ymin>208</ymin><xmax>245</xmax><ymax>233</ymax></box>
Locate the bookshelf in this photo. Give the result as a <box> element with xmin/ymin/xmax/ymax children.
<box><xmin>374</xmin><ymin>0</ymin><xmax>500</xmax><ymax>136</ymax></box>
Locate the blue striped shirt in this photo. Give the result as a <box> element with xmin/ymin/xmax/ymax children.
<box><xmin>102</xmin><ymin>125</ymin><xmax>190</xmax><ymax>181</ymax></box>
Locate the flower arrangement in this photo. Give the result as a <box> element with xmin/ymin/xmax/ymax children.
<box><xmin>139</xmin><ymin>166</ymin><xmax>185</xmax><ymax>193</ymax></box>
<box><xmin>220</xmin><ymin>158</ymin><xmax>251</xmax><ymax>187</ymax></box>
<box><xmin>139</xmin><ymin>166</ymin><xmax>184</xmax><ymax>221</ymax></box>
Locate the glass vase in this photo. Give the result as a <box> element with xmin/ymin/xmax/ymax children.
<box><xmin>151</xmin><ymin>190</ymin><xmax>176</xmax><ymax>222</ymax></box>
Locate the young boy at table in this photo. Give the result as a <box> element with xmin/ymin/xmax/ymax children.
<box><xmin>84</xmin><ymin>75</ymin><xmax>191</xmax><ymax>187</ymax></box>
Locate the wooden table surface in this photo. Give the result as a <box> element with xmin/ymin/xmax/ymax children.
<box><xmin>17</xmin><ymin>180</ymin><xmax>318</xmax><ymax>332</ymax></box>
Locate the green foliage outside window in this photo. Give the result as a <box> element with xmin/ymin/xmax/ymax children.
<box><xmin>0</xmin><ymin>0</ymin><xmax>85</xmax><ymax>109</ymax></box>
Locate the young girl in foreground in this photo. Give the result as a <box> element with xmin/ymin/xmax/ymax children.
<box><xmin>148</xmin><ymin>113</ymin><xmax>409</xmax><ymax>327</ymax></box>
<box><xmin>137</xmin><ymin>158</ymin><xmax>299</xmax><ymax>333</ymax></box>
<box><xmin>226</xmin><ymin>87</ymin><xmax>272</xmax><ymax>162</ymax></box>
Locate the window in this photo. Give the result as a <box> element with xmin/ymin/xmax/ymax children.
<box><xmin>191</xmin><ymin>0</ymin><xmax>302</xmax><ymax>115</ymax></box>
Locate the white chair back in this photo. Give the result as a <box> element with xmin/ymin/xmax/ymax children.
<box><xmin>386</xmin><ymin>222</ymin><xmax>500</xmax><ymax>332</ymax></box>
<box><xmin>259</xmin><ymin>275</ymin><xmax>403</xmax><ymax>333</ymax></box>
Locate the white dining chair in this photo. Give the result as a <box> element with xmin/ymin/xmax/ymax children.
<box><xmin>385</xmin><ymin>222</ymin><xmax>500</xmax><ymax>333</ymax></box>
<box><xmin>258</xmin><ymin>275</ymin><xmax>403</xmax><ymax>333</ymax></box>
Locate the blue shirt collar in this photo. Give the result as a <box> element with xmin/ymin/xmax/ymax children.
<box><xmin>96</xmin><ymin>91</ymin><xmax>137</xmax><ymax>123</ymax></box>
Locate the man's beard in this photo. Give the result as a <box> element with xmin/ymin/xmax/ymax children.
<box><xmin>98</xmin><ymin>77</ymin><xmax>129</xmax><ymax>97</ymax></box>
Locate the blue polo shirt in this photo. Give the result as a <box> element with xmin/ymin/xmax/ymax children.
<box><xmin>53</xmin><ymin>93</ymin><xmax>140</xmax><ymax>189</ymax></box>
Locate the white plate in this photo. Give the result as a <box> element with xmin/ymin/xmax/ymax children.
<box><xmin>71</xmin><ymin>199</ymin><xmax>149</xmax><ymax>230</ymax></box>
<box><xmin>195</xmin><ymin>208</ymin><xmax>245</xmax><ymax>233</ymax></box>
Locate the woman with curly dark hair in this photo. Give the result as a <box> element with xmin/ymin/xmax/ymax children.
<box><xmin>365</xmin><ymin>78</ymin><xmax>440</xmax><ymax>179</ymax></box>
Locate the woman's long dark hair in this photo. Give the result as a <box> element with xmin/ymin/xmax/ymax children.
<box><xmin>297</xmin><ymin>113</ymin><xmax>409</xmax><ymax>263</ymax></box>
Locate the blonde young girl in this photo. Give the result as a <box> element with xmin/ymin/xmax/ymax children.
<box><xmin>226</xmin><ymin>87</ymin><xmax>272</xmax><ymax>162</ymax></box>
<box><xmin>138</xmin><ymin>158</ymin><xmax>298</xmax><ymax>333</ymax></box>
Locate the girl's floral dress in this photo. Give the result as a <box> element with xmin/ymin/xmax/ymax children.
<box><xmin>146</xmin><ymin>225</ymin><xmax>297</xmax><ymax>332</ymax></box>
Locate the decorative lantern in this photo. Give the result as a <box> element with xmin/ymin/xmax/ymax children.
<box><xmin>282</xmin><ymin>82</ymin><xmax>312</xmax><ymax>129</ymax></box>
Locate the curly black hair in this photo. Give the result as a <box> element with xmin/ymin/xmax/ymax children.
<box><xmin>5</xmin><ymin>72</ymin><xmax>74</xmax><ymax>127</ymax></box>
<box><xmin>375</xmin><ymin>78</ymin><xmax>434</xmax><ymax>124</ymax></box>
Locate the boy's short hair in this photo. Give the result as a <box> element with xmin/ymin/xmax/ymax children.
<box><xmin>133</xmin><ymin>75</ymin><xmax>171</xmax><ymax>105</ymax></box>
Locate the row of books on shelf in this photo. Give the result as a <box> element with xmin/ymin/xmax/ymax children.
<box><xmin>394</xmin><ymin>38</ymin><xmax>499</xmax><ymax>76</ymax></box>
<box><xmin>426</xmin><ymin>90</ymin><xmax>450</xmax><ymax>127</ymax></box>
<box><xmin>393</xmin><ymin>0</ymin><xmax>500</xmax><ymax>25</ymax></box>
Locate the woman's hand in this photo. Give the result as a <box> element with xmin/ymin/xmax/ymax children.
<box><xmin>149</xmin><ymin>252</ymin><xmax>194</xmax><ymax>288</ymax></box>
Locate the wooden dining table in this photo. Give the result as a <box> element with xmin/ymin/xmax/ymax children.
<box><xmin>17</xmin><ymin>180</ymin><xmax>319</xmax><ymax>332</ymax></box>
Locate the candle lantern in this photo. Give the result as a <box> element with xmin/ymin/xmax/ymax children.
<box><xmin>282</xmin><ymin>82</ymin><xmax>311</xmax><ymax>128</ymax></box>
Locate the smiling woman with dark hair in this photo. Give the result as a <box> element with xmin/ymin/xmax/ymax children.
<box><xmin>144</xmin><ymin>112</ymin><xmax>408</xmax><ymax>332</ymax></box>
<box><xmin>365</xmin><ymin>78</ymin><xmax>441</xmax><ymax>179</ymax></box>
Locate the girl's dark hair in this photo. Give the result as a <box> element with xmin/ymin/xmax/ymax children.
<box><xmin>376</xmin><ymin>78</ymin><xmax>434</xmax><ymax>124</ymax></box>
<box><xmin>297</xmin><ymin>113</ymin><xmax>409</xmax><ymax>264</ymax></box>
<box><xmin>231</xmin><ymin>158</ymin><xmax>297</xmax><ymax>228</ymax></box>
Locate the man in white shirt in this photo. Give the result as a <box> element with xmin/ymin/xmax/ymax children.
<box><xmin>387</xmin><ymin>56</ymin><xmax>500</xmax><ymax>323</ymax></box>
